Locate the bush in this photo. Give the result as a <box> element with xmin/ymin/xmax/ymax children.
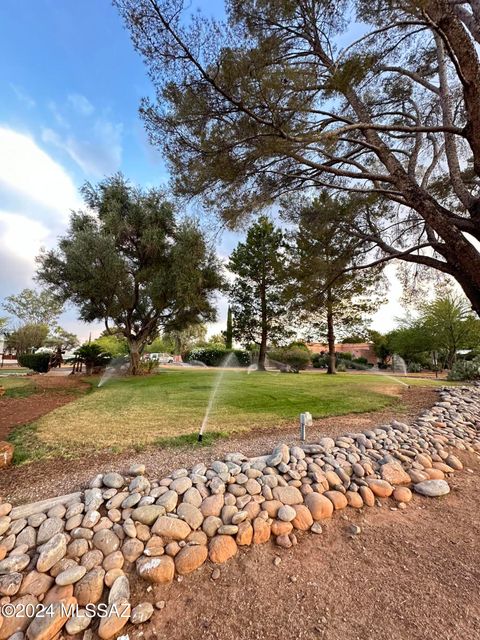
<box><xmin>336</xmin><ymin>361</ymin><xmax>347</xmax><ymax>372</ymax></box>
<box><xmin>407</xmin><ymin>361</ymin><xmax>422</xmax><ymax>373</ymax></box>
<box><xmin>17</xmin><ymin>353</ymin><xmax>51</xmax><ymax>373</ymax></box>
<box><xmin>311</xmin><ymin>353</ymin><xmax>328</xmax><ymax>368</ymax></box>
<box><xmin>269</xmin><ymin>346</ymin><xmax>310</xmax><ymax>372</ymax></box>
<box><xmin>184</xmin><ymin>347</ymin><xmax>250</xmax><ymax>367</ymax></box>
<box><xmin>447</xmin><ymin>358</ymin><xmax>480</xmax><ymax>381</ymax></box>
<box><xmin>352</xmin><ymin>356</ymin><xmax>368</xmax><ymax>366</ymax></box>
<box><xmin>338</xmin><ymin>351</ymin><xmax>353</xmax><ymax>361</ymax></box>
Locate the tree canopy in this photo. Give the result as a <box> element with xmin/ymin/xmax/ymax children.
<box><xmin>37</xmin><ymin>174</ymin><xmax>223</xmax><ymax>374</ymax></box>
<box><xmin>115</xmin><ymin>0</ymin><xmax>480</xmax><ymax>315</ymax></box>
<box><xmin>290</xmin><ymin>194</ymin><xmax>385</xmax><ymax>372</ymax></box>
<box><xmin>3</xmin><ymin>288</ymin><xmax>63</xmax><ymax>327</ymax></box>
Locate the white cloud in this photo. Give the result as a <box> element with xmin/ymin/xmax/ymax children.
<box><xmin>42</xmin><ymin>119</ymin><xmax>123</xmax><ymax>178</ymax></box>
<box><xmin>0</xmin><ymin>126</ymin><xmax>80</xmax><ymax>221</ymax></box>
<box><xmin>68</xmin><ymin>93</ymin><xmax>94</xmax><ymax>116</ymax></box>
<box><xmin>0</xmin><ymin>126</ymin><xmax>82</xmax><ymax>316</ymax></box>
<box><xmin>10</xmin><ymin>84</ymin><xmax>36</xmax><ymax>109</ymax></box>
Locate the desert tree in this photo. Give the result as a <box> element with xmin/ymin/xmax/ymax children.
<box><xmin>37</xmin><ymin>174</ymin><xmax>223</xmax><ymax>374</ymax></box>
<box><xmin>289</xmin><ymin>194</ymin><xmax>385</xmax><ymax>374</ymax></box>
<box><xmin>115</xmin><ymin>0</ymin><xmax>480</xmax><ymax>314</ymax></box>
<box><xmin>228</xmin><ymin>216</ymin><xmax>291</xmax><ymax>370</ymax></box>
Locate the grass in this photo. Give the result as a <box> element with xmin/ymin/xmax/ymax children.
<box><xmin>7</xmin><ymin>368</ymin><xmax>451</xmax><ymax>462</ymax></box>
<box><xmin>0</xmin><ymin>377</ymin><xmax>37</xmax><ymax>398</ymax></box>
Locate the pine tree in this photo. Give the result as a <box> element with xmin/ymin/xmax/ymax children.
<box><xmin>228</xmin><ymin>217</ymin><xmax>290</xmax><ymax>370</ymax></box>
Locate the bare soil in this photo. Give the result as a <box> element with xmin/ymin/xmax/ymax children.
<box><xmin>0</xmin><ymin>375</ymin><xmax>88</xmax><ymax>441</ymax></box>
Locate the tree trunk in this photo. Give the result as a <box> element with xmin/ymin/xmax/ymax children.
<box><xmin>258</xmin><ymin>279</ymin><xmax>267</xmax><ymax>371</ymax></box>
<box><xmin>258</xmin><ymin>329</ymin><xmax>267</xmax><ymax>371</ymax></box>
<box><xmin>128</xmin><ymin>339</ymin><xmax>143</xmax><ymax>375</ymax></box>
<box><xmin>326</xmin><ymin>289</ymin><xmax>336</xmax><ymax>375</ymax></box>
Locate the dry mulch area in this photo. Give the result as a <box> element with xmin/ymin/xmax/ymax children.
<box><xmin>0</xmin><ymin>386</ymin><xmax>435</xmax><ymax>504</ymax></box>
<box><xmin>0</xmin><ymin>375</ymin><xmax>88</xmax><ymax>441</ymax></box>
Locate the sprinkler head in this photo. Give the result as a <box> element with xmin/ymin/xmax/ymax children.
<box><xmin>198</xmin><ymin>433</ymin><xmax>203</xmax><ymax>443</ymax></box>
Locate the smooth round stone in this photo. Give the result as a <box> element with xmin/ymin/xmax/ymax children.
<box><xmin>103</xmin><ymin>472</ymin><xmax>125</xmax><ymax>489</ymax></box>
<box><xmin>277</xmin><ymin>505</ymin><xmax>296</xmax><ymax>522</ymax></box>
<box><xmin>55</xmin><ymin>564</ymin><xmax>87</xmax><ymax>585</ymax></box>
<box><xmin>131</xmin><ymin>602</ymin><xmax>154</xmax><ymax>625</ymax></box>
<box><xmin>413</xmin><ymin>480</ymin><xmax>450</xmax><ymax>497</ymax></box>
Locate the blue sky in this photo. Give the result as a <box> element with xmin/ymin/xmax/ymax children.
<box><xmin>0</xmin><ymin>0</ymin><xmax>401</xmax><ymax>341</ymax></box>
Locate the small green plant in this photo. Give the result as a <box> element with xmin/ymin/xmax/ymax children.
<box><xmin>269</xmin><ymin>344</ymin><xmax>311</xmax><ymax>372</ymax></box>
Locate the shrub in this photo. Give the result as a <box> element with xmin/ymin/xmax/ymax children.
<box><xmin>407</xmin><ymin>361</ymin><xmax>422</xmax><ymax>373</ymax></box>
<box><xmin>352</xmin><ymin>356</ymin><xmax>368</xmax><ymax>366</ymax></box>
<box><xmin>311</xmin><ymin>353</ymin><xmax>328</xmax><ymax>368</ymax></box>
<box><xmin>447</xmin><ymin>358</ymin><xmax>480</xmax><ymax>381</ymax></box>
<box><xmin>269</xmin><ymin>346</ymin><xmax>310</xmax><ymax>372</ymax></box>
<box><xmin>184</xmin><ymin>347</ymin><xmax>250</xmax><ymax>367</ymax></box>
<box><xmin>336</xmin><ymin>361</ymin><xmax>347</xmax><ymax>372</ymax></box>
<box><xmin>17</xmin><ymin>353</ymin><xmax>51</xmax><ymax>373</ymax></box>
<box><xmin>338</xmin><ymin>351</ymin><xmax>353</xmax><ymax>361</ymax></box>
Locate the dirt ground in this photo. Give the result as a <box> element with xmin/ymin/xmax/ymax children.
<box><xmin>0</xmin><ymin>375</ymin><xmax>88</xmax><ymax>441</ymax></box>
<box><xmin>0</xmin><ymin>386</ymin><xmax>435</xmax><ymax>504</ymax></box>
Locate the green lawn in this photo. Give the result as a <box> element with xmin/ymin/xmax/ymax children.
<box><xmin>8</xmin><ymin>369</ymin><xmax>449</xmax><ymax>461</ymax></box>
<box><xmin>0</xmin><ymin>377</ymin><xmax>36</xmax><ymax>398</ymax></box>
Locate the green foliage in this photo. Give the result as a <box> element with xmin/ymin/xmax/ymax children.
<box><xmin>162</xmin><ymin>324</ymin><xmax>208</xmax><ymax>354</ymax></box>
<box><xmin>289</xmin><ymin>195</ymin><xmax>386</xmax><ymax>374</ymax></box>
<box><xmin>447</xmin><ymin>358</ymin><xmax>480</xmax><ymax>381</ymax></box>
<box><xmin>228</xmin><ymin>216</ymin><xmax>292</xmax><ymax>366</ymax></box>
<box><xmin>407</xmin><ymin>362</ymin><xmax>422</xmax><ymax>373</ymax></box>
<box><xmin>388</xmin><ymin>293</ymin><xmax>480</xmax><ymax>369</ymax></box>
<box><xmin>44</xmin><ymin>327</ymin><xmax>79</xmax><ymax>352</ymax></box>
<box><xmin>184</xmin><ymin>346</ymin><xmax>250</xmax><ymax>367</ymax></box>
<box><xmin>311</xmin><ymin>353</ymin><xmax>329</xmax><ymax>368</ymax></box>
<box><xmin>94</xmin><ymin>335</ymin><xmax>129</xmax><ymax>357</ymax></box>
<box><xmin>17</xmin><ymin>352</ymin><xmax>51</xmax><ymax>372</ymax></box>
<box><xmin>3</xmin><ymin>288</ymin><xmax>63</xmax><ymax>326</ymax></box>
<box><xmin>353</xmin><ymin>356</ymin><xmax>368</xmax><ymax>366</ymax></box>
<box><xmin>7</xmin><ymin>324</ymin><xmax>49</xmax><ymax>355</ymax></box>
<box><xmin>268</xmin><ymin>344</ymin><xmax>311</xmax><ymax>372</ymax></box>
<box><xmin>74</xmin><ymin>343</ymin><xmax>112</xmax><ymax>375</ymax></box>
<box><xmin>37</xmin><ymin>174</ymin><xmax>222</xmax><ymax>374</ymax></box>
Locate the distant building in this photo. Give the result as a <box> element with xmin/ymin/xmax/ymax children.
<box><xmin>307</xmin><ymin>342</ymin><xmax>377</xmax><ymax>365</ymax></box>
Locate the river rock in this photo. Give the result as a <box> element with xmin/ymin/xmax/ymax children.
<box><xmin>130</xmin><ymin>602</ymin><xmax>154</xmax><ymax>625</ymax></box>
<box><xmin>152</xmin><ymin>515</ymin><xmax>191</xmax><ymax>540</ymax></box>
<box><xmin>272</xmin><ymin>486</ymin><xmax>303</xmax><ymax>505</ymax></box>
<box><xmin>414</xmin><ymin>479</ymin><xmax>451</xmax><ymax>497</ymax></box>
<box><xmin>131</xmin><ymin>504</ymin><xmax>165</xmax><ymax>525</ymax></box>
<box><xmin>37</xmin><ymin>533</ymin><xmax>67</xmax><ymax>573</ymax></box>
<box><xmin>136</xmin><ymin>555</ymin><xmax>175</xmax><ymax>583</ymax></box>
<box><xmin>380</xmin><ymin>462</ymin><xmax>411</xmax><ymax>486</ymax></box>
<box><xmin>304</xmin><ymin>493</ymin><xmax>334</xmax><ymax>520</ymax></box>
<box><xmin>209</xmin><ymin>535</ymin><xmax>238</xmax><ymax>563</ymax></box>
<box><xmin>103</xmin><ymin>472</ymin><xmax>125</xmax><ymax>489</ymax></box>
<box><xmin>175</xmin><ymin>544</ymin><xmax>208</xmax><ymax>574</ymax></box>
<box><xmin>74</xmin><ymin>567</ymin><xmax>106</xmax><ymax>606</ymax></box>
<box><xmin>26</xmin><ymin>596</ymin><xmax>76</xmax><ymax>640</ymax></box>
<box><xmin>97</xmin><ymin>597</ymin><xmax>131</xmax><ymax>639</ymax></box>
